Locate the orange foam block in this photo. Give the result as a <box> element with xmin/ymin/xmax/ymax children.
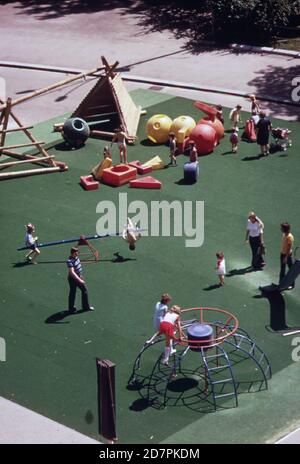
<box><xmin>130</xmin><ymin>176</ymin><xmax>162</xmax><ymax>189</ymax></box>
<box><xmin>102</xmin><ymin>164</ymin><xmax>137</xmax><ymax>186</ymax></box>
<box><xmin>80</xmin><ymin>175</ymin><xmax>99</xmax><ymax>190</ymax></box>
<box><xmin>129</xmin><ymin>160</ymin><xmax>152</xmax><ymax>175</ymax></box>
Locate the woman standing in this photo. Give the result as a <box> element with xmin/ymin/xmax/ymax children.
<box><xmin>256</xmin><ymin>111</ymin><xmax>272</xmax><ymax>156</ymax></box>
<box><xmin>245</xmin><ymin>212</ymin><xmax>265</xmax><ymax>270</ymax></box>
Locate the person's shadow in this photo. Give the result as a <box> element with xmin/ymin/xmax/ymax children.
<box><xmin>227</xmin><ymin>266</ymin><xmax>254</xmax><ymax>277</ymax></box>
<box><xmin>203</xmin><ymin>283</ymin><xmax>222</xmax><ymax>291</ymax></box>
<box><xmin>45</xmin><ymin>308</ymin><xmax>91</xmax><ymax>324</ymax></box>
<box><xmin>112</xmin><ymin>252</ymin><xmax>136</xmax><ymax>263</ymax></box>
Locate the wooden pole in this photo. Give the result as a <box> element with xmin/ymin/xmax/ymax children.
<box><xmin>7</xmin><ymin>108</ymin><xmax>57</xmax><ymax>167</ymax></box>
<box><xmin>0</xmin><ymin>166</ymin><xmax>64</xmax><ymax>180</ymax></box>
<box><xmin>0</xmin><ymin>66</ymin><xmax>106</xmax><ymax>111</ymax></box>
<box><xmin>0</xmin><ymin>125</ymin><xmax>33</xmax><ymax>133</ymax></box>
<box><xmin>0</xmin><ymin>141</ymin><xmax>45</xmax><ymax>150</ymax></box>
<box><xmin>0</xmin><ymin>98</ymin><xmax>12</xmax><ymax>155</ymax></box>
<box><xmin>90</xmin><ymin>130</ymin><xmax>114</xmax><ymax>139</ymax></box>
<box><xmin>0</xmin><ymin>155</ymin><xmax>55</xmax><ymax>169</ymax></box>
<box><xmin>1</xmin><ymin>150</ymin><xmax>66</xmax><ymax>171</ymax></box>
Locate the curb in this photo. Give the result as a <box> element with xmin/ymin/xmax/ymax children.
<box><xmin>1</xmin><ymin>60</ymin><xmax>299</xmax><ymax>109</ymax></box>
<box><xmin>229</xmin><ymin>43</ymin><xmax>300</xmax><ymax>58</ymax></box>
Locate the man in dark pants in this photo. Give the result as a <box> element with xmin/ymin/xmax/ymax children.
<box><xmin>67</xmin><ymin>247</ymin><xmax>94</xmax><ymax>313</ymax></box>
<box><xmin>279</xmin><ymin>222</ymin><xmax>295</xmax><ymax>289</ymax></box>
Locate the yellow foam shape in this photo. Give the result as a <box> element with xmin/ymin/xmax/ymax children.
<box><xmin>142</xmin><ymin>155</ymin><xmax>163</xmax><ymax>168</ymax></box>
<box><xmin>92</xmin><ymin>157</ymin><xmax>112</xmax><ymax>180</ymax></box>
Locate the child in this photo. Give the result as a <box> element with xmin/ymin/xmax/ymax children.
<box><xmin>189</xmin><ymin>140</ymin><xmax>198</xmax><ymax>163</ymax></box>
<box><xmin>25</xmin><ymin>223</ymin><xmax>40</xmax><ymax>264</ymax></box>
<box><xmin>230</xmin><ymin>128</ymin><xmax>239</xmax><ymax>153</ymax></box>
<box><xmin>249</xmin><ymin>94</ymin><xmax>260</xmax><ymax>114</ymax></box>
<box><xmin>111</xmin><ymin>125</ymin><xmax>136</xmax><ymax>164</ymax></box>
<box><xmin>215</xmin><ymin>104</ymin><xmax>224</xmax><ymax>125</ymax></box>
<box><xmin>122</xmin><ymin>217</ymin><xmax>141</xmax><ymax>251</ymax></box>
<box><xmin>168</xmin><ymin>132</ymin><xmax>177</xmax><ymax>166</ymax></box>
<box><xmin>103</xmin><ymin>145</ymin><xmax>112</xmax><ymax>160</ymax></box>
<box><xmin>158</xmin><ymin>305</ymin><xmax>184</xmax><ymax>365</ymax></box>
<box><xmin>153</xmin><ymin>293</ymin><xmax>172</xmax><ymax>332</ymax></box>
<box><xmin>229</xmin><ymin>104</ymin><xmax>242</xmax><ymax>129</ymax></box>
<box><xmin>216</xmin><ymin>252</ymin><xmax>226</xmax><ymax>286</ymax></box>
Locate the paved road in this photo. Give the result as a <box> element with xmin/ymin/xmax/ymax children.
<box><xmin>0</xmin><ymin>2</ymin><xmax>299</xmax><ymax>126</ymax></box>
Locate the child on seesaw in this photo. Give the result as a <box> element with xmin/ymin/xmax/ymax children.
<box><xmin>25</xmin><ymin>223</ymin><xmax>40</xmax><ymax>264</ymax></box>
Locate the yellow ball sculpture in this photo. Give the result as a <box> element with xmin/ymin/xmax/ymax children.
<box><xmin>170</xmin><ymin>115</ymin><xmax>196</xmax><ymax>144</ymax></box>
<box><xmin>146</xmin><ymin>114</ymin><xmax>172</xmax><ymax>144</ymax></box>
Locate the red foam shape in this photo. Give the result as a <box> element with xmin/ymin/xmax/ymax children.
<box><xmin>129</xmin><ymin>160</ymin><xmax>152</xmax><ymax>175</ymax></box>
<box><xmin>80</xmin><ymin>175</ymin><xmax>99</xmax><ymax>190</ymax></box>
<box><xmin>194</xmin><ymin>101</ymin><xmax>217</xmax><ymax>120</ymax></box>
<box><xmin>102</xmin><ymin>164</ymin><xmax>137</xmax><ymax>186</ymax></box>
<box><xmin>130</xmin><ymin>176</ymin><xmax>162</xmax><ymax>189</ymax></box>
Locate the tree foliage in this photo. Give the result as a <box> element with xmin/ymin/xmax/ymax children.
<box><xmin>209</xmin><ymin>0</ymin><xmax>300</xmax><ymax>44</ymax></box>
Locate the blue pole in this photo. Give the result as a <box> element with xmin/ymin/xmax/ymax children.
<box><xmin>17</xmin><ymin>229</ymin><xmax>146</xmax><ymax>251</ymax></box>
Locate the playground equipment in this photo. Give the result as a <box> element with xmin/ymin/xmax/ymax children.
<box><xmin>62</xmin><ymin>118</ymin><xmax>90</xmax><ymax>147</ymax></box>
<box><xmin>170</xmin><ymin>115</ymin><xmax>196</xmax><ymax>150</ymax></box>
<box><xmin>183</xmin><ymin>161</ymin><xmax>199</xmax><ymax>184</ymax></box>
<box><xmin>92</xmin><ymin>157</ymin><xmax>113</xmax><ymax>181</ymax></box>
<box><xmin>129</xmin><ymin>160</ymin><xmax>152</xmax><ymax>175</ymax></box>
<box><xmin>102</xmin><ymin>164</ymin><xmax>137</xmax><ymax>186</ymax></box>
<box><xmin>146</xmin><ymin>114</ymin><xmax>172</xmax><ymax>144</ymax></box>
<box><xmin>80</xmin><ymin>175</ymin><xmax>99</xmax><ymax>191</ymax></box>
<box><xmin>142</xmin><ymin>155</ymin><xmax>165</xmax><ymax>170</ymax></box>
<box><xmin>0</xmin><ymin>97</ymin><xmax>67</xmax><ymax>180</ymax></box>
<box><xmin>128</xmin><ymin>307</ymin><xmax>271</xmax><ymax>412</ymax></box>
<box><xmin>130</xmin><ymin>176</ymin><xmax>162</xmax><ymax>189</ymax></box>
<box><xmin>0</xmin><ymin>56</ymin><xmax>144</xmax><ymax>180</ymax></box>
<box><xmin>187</xmin><ymin>124</ymin><xmax>217</xmax><ymax>155</ymax></box>
<box><xmin>198</xmin><ymin>117</ymin><xmax>224</xmax><ymax>142</ymax></box>
<box><xmin>71</xmin><ymin>57</ymin><xmax>144</xmax><ymax>141</ymax></box>
<box><xmin>17</xmin><ymin>227</ymin><xmax>145</xmax><ymax>253</ymax></box>
<box><xmin>242</xmin><ymin>119</ymin><xmax>257</xmax><ymax>142</ymax></box>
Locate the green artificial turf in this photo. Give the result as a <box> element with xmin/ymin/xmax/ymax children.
<box><xmin>0</xmin><ymin>89</ymin><xmax>299</xmax><ymax>443</ymax></box>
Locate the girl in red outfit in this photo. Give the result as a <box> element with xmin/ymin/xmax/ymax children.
<box><xmin>159</xmin><ymin>305</ymin><xmax>184</xmax><ymax>365</ymax></box>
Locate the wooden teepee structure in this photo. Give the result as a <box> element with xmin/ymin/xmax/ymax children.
<box><xmin>0</xmin><ymin>97</ymin><xmax>68</xmax><ymax>180</ymax></box>
<box><xmin>71</xmin><ymin>56</ymin><xmax>143</xmax><ymax>140</ymax></box>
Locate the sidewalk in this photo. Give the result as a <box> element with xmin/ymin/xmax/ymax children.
<box><xmin>0</xmin><ymin>397</ymin><xmax>99</xmax><ymax>444</ymax></box>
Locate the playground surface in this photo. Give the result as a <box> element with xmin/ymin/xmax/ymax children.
<box><xmin>0</xmin><ymin>88</ymin><xmax>300</xmax><ymax>443</ymax></box>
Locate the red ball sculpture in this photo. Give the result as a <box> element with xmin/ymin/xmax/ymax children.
<box><xmin>188</xmin><ymin>124</ymin><xmax>217</xmax><ymax>155</ymax></box>
<box><xmin>198</xmin><ymin>117</ymin><xmax>224</xmax><ymax>142</ymax></box>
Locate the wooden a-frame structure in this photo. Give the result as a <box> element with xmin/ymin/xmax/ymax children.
<box><xmin>0</xmin><ymin>97</ymin><xmax>68</xmax><ymax>180</ymax></box>
<box><xmin>71</xmin><ymin>56</ymin><xmax>143</xmax><ymax>140</ymax></box>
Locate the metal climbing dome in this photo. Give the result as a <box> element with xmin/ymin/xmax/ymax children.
<box><xmin>128</xmin><ymin>307</ymin><xmax>272</xmax><ymax>412</ymax></box>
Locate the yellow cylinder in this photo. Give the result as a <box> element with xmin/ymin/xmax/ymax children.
<box><xmin>170</xmin><ymin>115</ymin><xmax>196</xmax><ymax>141</ymax></box>
<box><xmin>146</xmin><ymin>114</ymin><xmax>172</xmax><ymax>144</ymax></box>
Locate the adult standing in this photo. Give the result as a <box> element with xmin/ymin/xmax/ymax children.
<box><xmin>67</xmin><ymin>247</ymin><xmax>94</xmax><ymax>313</ymax></box>
<box><xmin>279</xmin><ymin>222</ymin><xmax>295</xmax><ymax>288</ymax></box>
<box><xmin>256</xmin><ymin>111</ymin><xmax>272</xmax><ymax>156</ymax></box>
<box><xmin>245</xmin><ymin>212</ymin><xmax>265</xmax><ymax>270</ymax></box>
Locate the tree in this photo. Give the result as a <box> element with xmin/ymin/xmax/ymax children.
<box><xmin>209</xmin><ymin>0</ymin><xmax>300</xmax><ymax>44</ymax></box>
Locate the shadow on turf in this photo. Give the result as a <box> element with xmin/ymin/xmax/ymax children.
<box><xmin>112</xmin><ymin>252</ymin><xmax>136</xmax><ymax>263</ymax></box>
<box><xmin>45</xmin><ymin>308</ymin><xmax>92</xmax><ymax>324</ymax></box>
<box><xmin>227</xmin><ymin>266</ymin><xmax>254</xmax><ymax>276</ymax></box>
<box><xmin>203</xmin><ymin>283</ymin><xmax>222</xmax><ymax>291</ymax></box>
